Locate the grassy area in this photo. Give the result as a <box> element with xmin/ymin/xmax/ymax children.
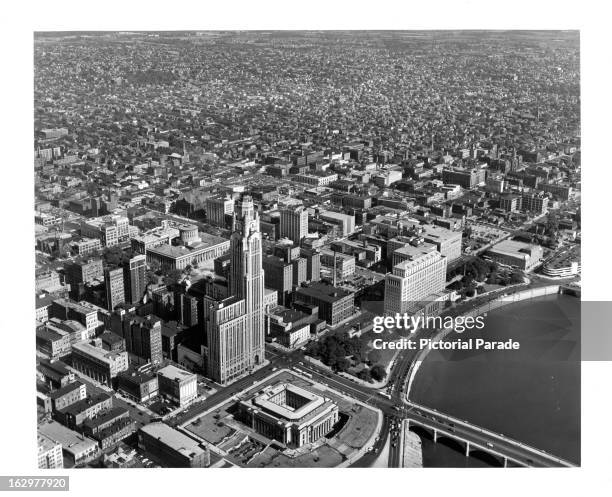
<box><xmin>185</xmin><ymin>408</ymin><xmax>235</xmax><ymax>444</ymax></box>
<box><xmin>335</xmin><ymin>404</ymin><xmax>379</xmax><ymax>448</ymax></box>
<box><xmin>247</xmin><ymin>444</ymin><xmax>344</xmax><ymax>468</ymax></box>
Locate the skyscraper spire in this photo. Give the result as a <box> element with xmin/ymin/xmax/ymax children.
<box><xmin>205</xmin><ymin>193</ymin><xmax>265</xmax><ymax>384</ymax></box>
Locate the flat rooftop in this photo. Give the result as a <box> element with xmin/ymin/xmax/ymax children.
<box><xmin>250</xmin><ymin>383</ymin><xmax>325</xmax><ymax>422</ymax></box>
<box><xmin>72</xmin><ymin>341</ymin><xmax>126</xmax><ymax>363</ymax></box>
<box><xmin>489</xmin><ymin>239</ymin><xmax>539</xmax><ymax>257</ymax></box>
<box><xmin>296</xmin><ymin>282</ymin><xmax>353</xmax><ymax>303</ymax></box>
<box><xmin>148</xmin><ymin>234</ymin><xmax>228</xmax><ymax>258</ymax></box>
<box><xmin>38</xmin><ymin>421</ymin><xmax>98</xmax><ymax>454</ymax></box>
<box><xmin>140</xmin><ymin>422</ymin><xmax>206</xmax><ymax>458</ymax></box>
<box><xmin>157</xmin><ymin>365</ymin><xmax>197</xmax><ymax>383</ymax></box>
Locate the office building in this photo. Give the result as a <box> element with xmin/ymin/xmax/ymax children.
<box><xmin>263</xmin><ymin>255</ymin><xmax>293</xmax><ymax>299</ymax></box>
<box><xmin>80</xmin><ymin>215</ymin><xmax>131</xmax><ymax>247</ymax></box>
<box><xmin>384</xmin><ymin>248</ymin><xmax>447</xmax><ymax>315</ymax></box>
<box><xmin>442</xmin><ymin>167</ymin><xmax>486</xmax><ymax>189</ymax></box>
<box><xmin>138</xmin><ymin>423</ymin><xmax>210</xmax><ymax>468</ymax></box>
<box><xmin>117</xmin><ymin>370</ymin><xmax>159</xmax><ymax>403</ymax></box>
<box><xmin>521</xmin><ymin>191</ymin><xmax>549</xmax><ymax>214</ymax></box>
<box><xmin>499</xmin><ymin>194</ymin><xmax>520</xmax><ymax>212</ymax></box>
<box><xmin>115</xmin><ymin>314</ymin><xmax>163</xmax><ymax>366</ymax></box>
<box><xmin>318</xmin><ymin>210</ymin><xmax>355</xmax><ymax>236</ymax></box>
<box><xmin>157</xmin><ymin>365</ymin><xmax>198</xmax><ymax>406</ymax></box>
<box><xmin>65</xmin><ymin>258</ymin><xmax>104</xmax><ymax>300</ymax></box>
<box><xmin>50</xmin><ymin>298</ymin><xmax>100</xmax><ymax>340</ymax></box>
<box><xmin>421</xmin><ymin>225</ymin><xmax>462</xmax><ymax>263</ymax></box>
<box><xmin>104</xmin><ymin>267</ymin><xmax>125</xmax><ymax>311</ymax></box>
<box><xmin>206</xmin><ymin>196</ymin><xmax>234</xmax><ymax>227</ymax></box>
<box><xmin>300</xmin><ymin>248</ymin><xmax>321</xmax><ymax>282</ymax></box>
<box><xmin>124</xmin><ymin>254</ymin><xmax>146</xmax><ymax>305</ymax></box>
<box><xmin>71</xmin><ymin>340</ymin><xmax>128</xmax><ymax>386</ymax></box>
<box><xmin>295</xmin><ymin>282</ymin><xmax>354</xmax><ymax>326</ymax></box>
<box><xmin>205</xmin><ymin>195</ymin><xmax>265</xmax><ymax>384</ymax></box>
<box><xmin>279</xmin><ymin>206</ymin><xmax>309</xmax><ymax>243</ymax></box>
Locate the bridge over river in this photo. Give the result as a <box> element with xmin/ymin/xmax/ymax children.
<box><xmin>404</xmin><ymin>402</ymin><xmax>576</xmax><ymax>467</ymax></box>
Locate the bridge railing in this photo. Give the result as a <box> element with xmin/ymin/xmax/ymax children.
<box><xmin>406</xmin><ymin>401</ymin><xmax>576</xmax><ymax>467</ymax></box>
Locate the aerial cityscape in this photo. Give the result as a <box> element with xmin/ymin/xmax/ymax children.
<box><xmin>34</xmin><ymin>30</ymin><xmax>581</xmax><ymax>469</ymax></box>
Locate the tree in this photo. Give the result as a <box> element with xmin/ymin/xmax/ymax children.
<box><xmin>510</xmin><ymin>271</ymin><xmax>524</xmax><ymax>284</ymax></box>
<box><xmin>146</xmin><ymin>270</ymin><xmax>158</xmax><ymax>285</ymax></box>
<box><xmin>335</xmin><ymin>357</ymin><xmax>350</xmax><ymax>373</ymax></box>
<box><xmin>148</xmin><ymin>259</ymin><xmax>161</xmax><ymax>275</ymax></box>
<box><xmin>164</xmin><ymin>268</ymin><xmax>183</xmax><ymax>286</ymax></box>
<box><xmin>357</xmin><ymin>369</ymin><xmax>372</xmax><ymax>382</ymax></box>
<box><xmin>370</xmin><ymin>364</ymin><xmax>387</xmax><ymax>382</ymax></box>
<box><xmin>547</xmin><ymin>211</ymin><xmax>559</xmax><ymax>236</ymax></box>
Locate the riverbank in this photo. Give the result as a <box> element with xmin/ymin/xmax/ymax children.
<box><xmin>409</xmin><ymin>293</ymin><xmax>580</xmax><ymax>464</ymax></box>
<box><xmin>405</xmin><ymin>284</ymin><xmax>562</xmax><ymax>397</ymax></box>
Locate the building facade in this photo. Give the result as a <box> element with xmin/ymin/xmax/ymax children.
<box><xmin>205</xmin><ymin>195</ymin><xmax>266</xmax><ymax>384</ymax></box>
<box><xmin>238</xmin><ymin>383</ymin><xmax>339</xmax><ymax>448</ymax></box>
<box><xmin>384</xmin><ymin>249</ymin><xmax>447</xmax><ymax>315</ymax></box>
<box><xmin>279</xmin><ymin>206</ymin><xmax>309</xmax><ymax>243</ymax></box>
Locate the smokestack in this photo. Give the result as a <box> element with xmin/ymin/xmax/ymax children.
<box><xmin>333</xmin><ymin>250</ymin><xmax>337</xmax><ymax>287</ymax></box>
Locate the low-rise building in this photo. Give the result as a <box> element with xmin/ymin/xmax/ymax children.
<box><xmin>55</xmin><ymin>392</ymin><xmax>113</xmax><ymax>430</ymax></box>
<box><xmin>486</xmin><ymin>239</ymin><xmax>543</xmax><ymax>271</ymax></box>
<box><xmin>48</xmin><ymin>381</ymin><xmax>87</xmax><ymax>412</ymax></box>
<box><xmin>295</xmin><ymin>282</ymin><xmax>354</xmax><ymax>326</ymax></box>
<box><xmin>71</xmin><ymin>340</ymin><xmax>129</xmax><ymax>386</ymax></box>
<box><xmin>138</xmin><ymin>422</ymin><xmax>210</xmax><ymax>468</ymax></box>
<box><xmin>237</xmin><ymin>383</ymin><xmax>339</xmax><ymax>448</ymax></box>
<box><xmin>117</xmin><ymin>370</ymin><xmax>159</xmax><ymax>403</ymax></box>
<box><xmin>38</xmin><ymin>433</ymin><xmax>64</xmax><ymax>469</ymax></box>
<box><xmin>38</xmin><ymin>421</ymin><xmax>99</xmax><ymax>467</ymax></box>
<box><xmin>146</xmin><ymin>234</ymin><xmax>230</xmax><ymax>271</ymax></box>
<box><xmin>157</xmin><ymin>365</ymin><xmax>198</xmax><ymax>407</ymax></box>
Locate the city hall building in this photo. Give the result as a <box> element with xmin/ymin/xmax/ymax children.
<box><xmin>237</xmin><ymin>383</ymin><xmax>339</xmax><ymax>448</ymax></box>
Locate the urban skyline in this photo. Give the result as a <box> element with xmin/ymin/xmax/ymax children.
<box><xmin>34</xmin><ymin>30</ymin><xmax>580</xmax><ymax>469</ymax></box>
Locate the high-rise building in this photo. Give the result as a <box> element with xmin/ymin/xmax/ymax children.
<box><xmin>300</xmin><ymin>248</ymin><xmax>321</xmax><ymax>282</ymax></box>
<box><xmin>206</xmin><ymin>196</ymin><xmax>234</xmax><ymax>228</ymax></box>
<box><xmin>112</xmin><ymin>314</ymin><xmax>163</xmax><ymax>366</ymax></box>
<box><xmin>279</xmin><ymin>206</ymin><xmax>309</xmax><ymax>243</ymax></box>
<box><xmin>124</xmin><ymin>254</ymin><xmax>146</xmax><ymax>305</ymax></box>
<box><xmin>521</xmin><ymin>191</ymin><xmax>549</xmax><ymax>214</ymax></box>
<box><xmin>65</xmin><ymin>258</ymin><xmax>104</xmax><ymax>300</ymax></box>
<box><xmin>104</xmin><ymin>267</ymin><xmax>125</xmax><ymax>311</ymax></box>
<box><xmin>384</xmin><ymin>248</ymin><xmax>447</xmax><ymax>315</ymax></box>
<box><xmin>205</xmin><ymin>195</ymin><xmax>265</xmax><ymax>384</ymax></box>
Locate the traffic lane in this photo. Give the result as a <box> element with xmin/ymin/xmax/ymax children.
<box><xmin>349</xmin><ymin>415</ymin><xmax>392</xmax><ymax>468</ymax></box>
<box><xmin>172</xmin><ymin>361</ymin><xmax>285</xmax><ymax>425</ymax></box>
<box><xmin>405</xmin><ymin>416</ymin><xmax>552</xmax><ymax>467</ymax></box>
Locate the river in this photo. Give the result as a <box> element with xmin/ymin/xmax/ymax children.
<box><xmin>409</xmin><ymin>294</ymin><xmax>580</xmax><ymax>467</ymax></box>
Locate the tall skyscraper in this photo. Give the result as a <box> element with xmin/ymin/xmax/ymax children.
<box><xmin>279</xmin><ymin>206</ymin><xmax>308</xmax><ymax>243</ymax></box>
<box><xmin>205</xmin><ymin>195</ymin><xmax>265</xmax><ymax>384</ymax></box>
<box><xmin>124</xmin><ymin>254</ymin><xmax>146</xmax><ymax>305</ymax></box>
<box><xmin>104</xmin><ymin>267</ymin><xmax>125</xmax><ymax>311</ymax></box>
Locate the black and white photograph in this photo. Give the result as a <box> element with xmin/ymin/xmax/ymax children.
<box><xmin>0</xmin><ymin>1</ymin><xmax>610</xmax><ymax>496</ymax></box>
